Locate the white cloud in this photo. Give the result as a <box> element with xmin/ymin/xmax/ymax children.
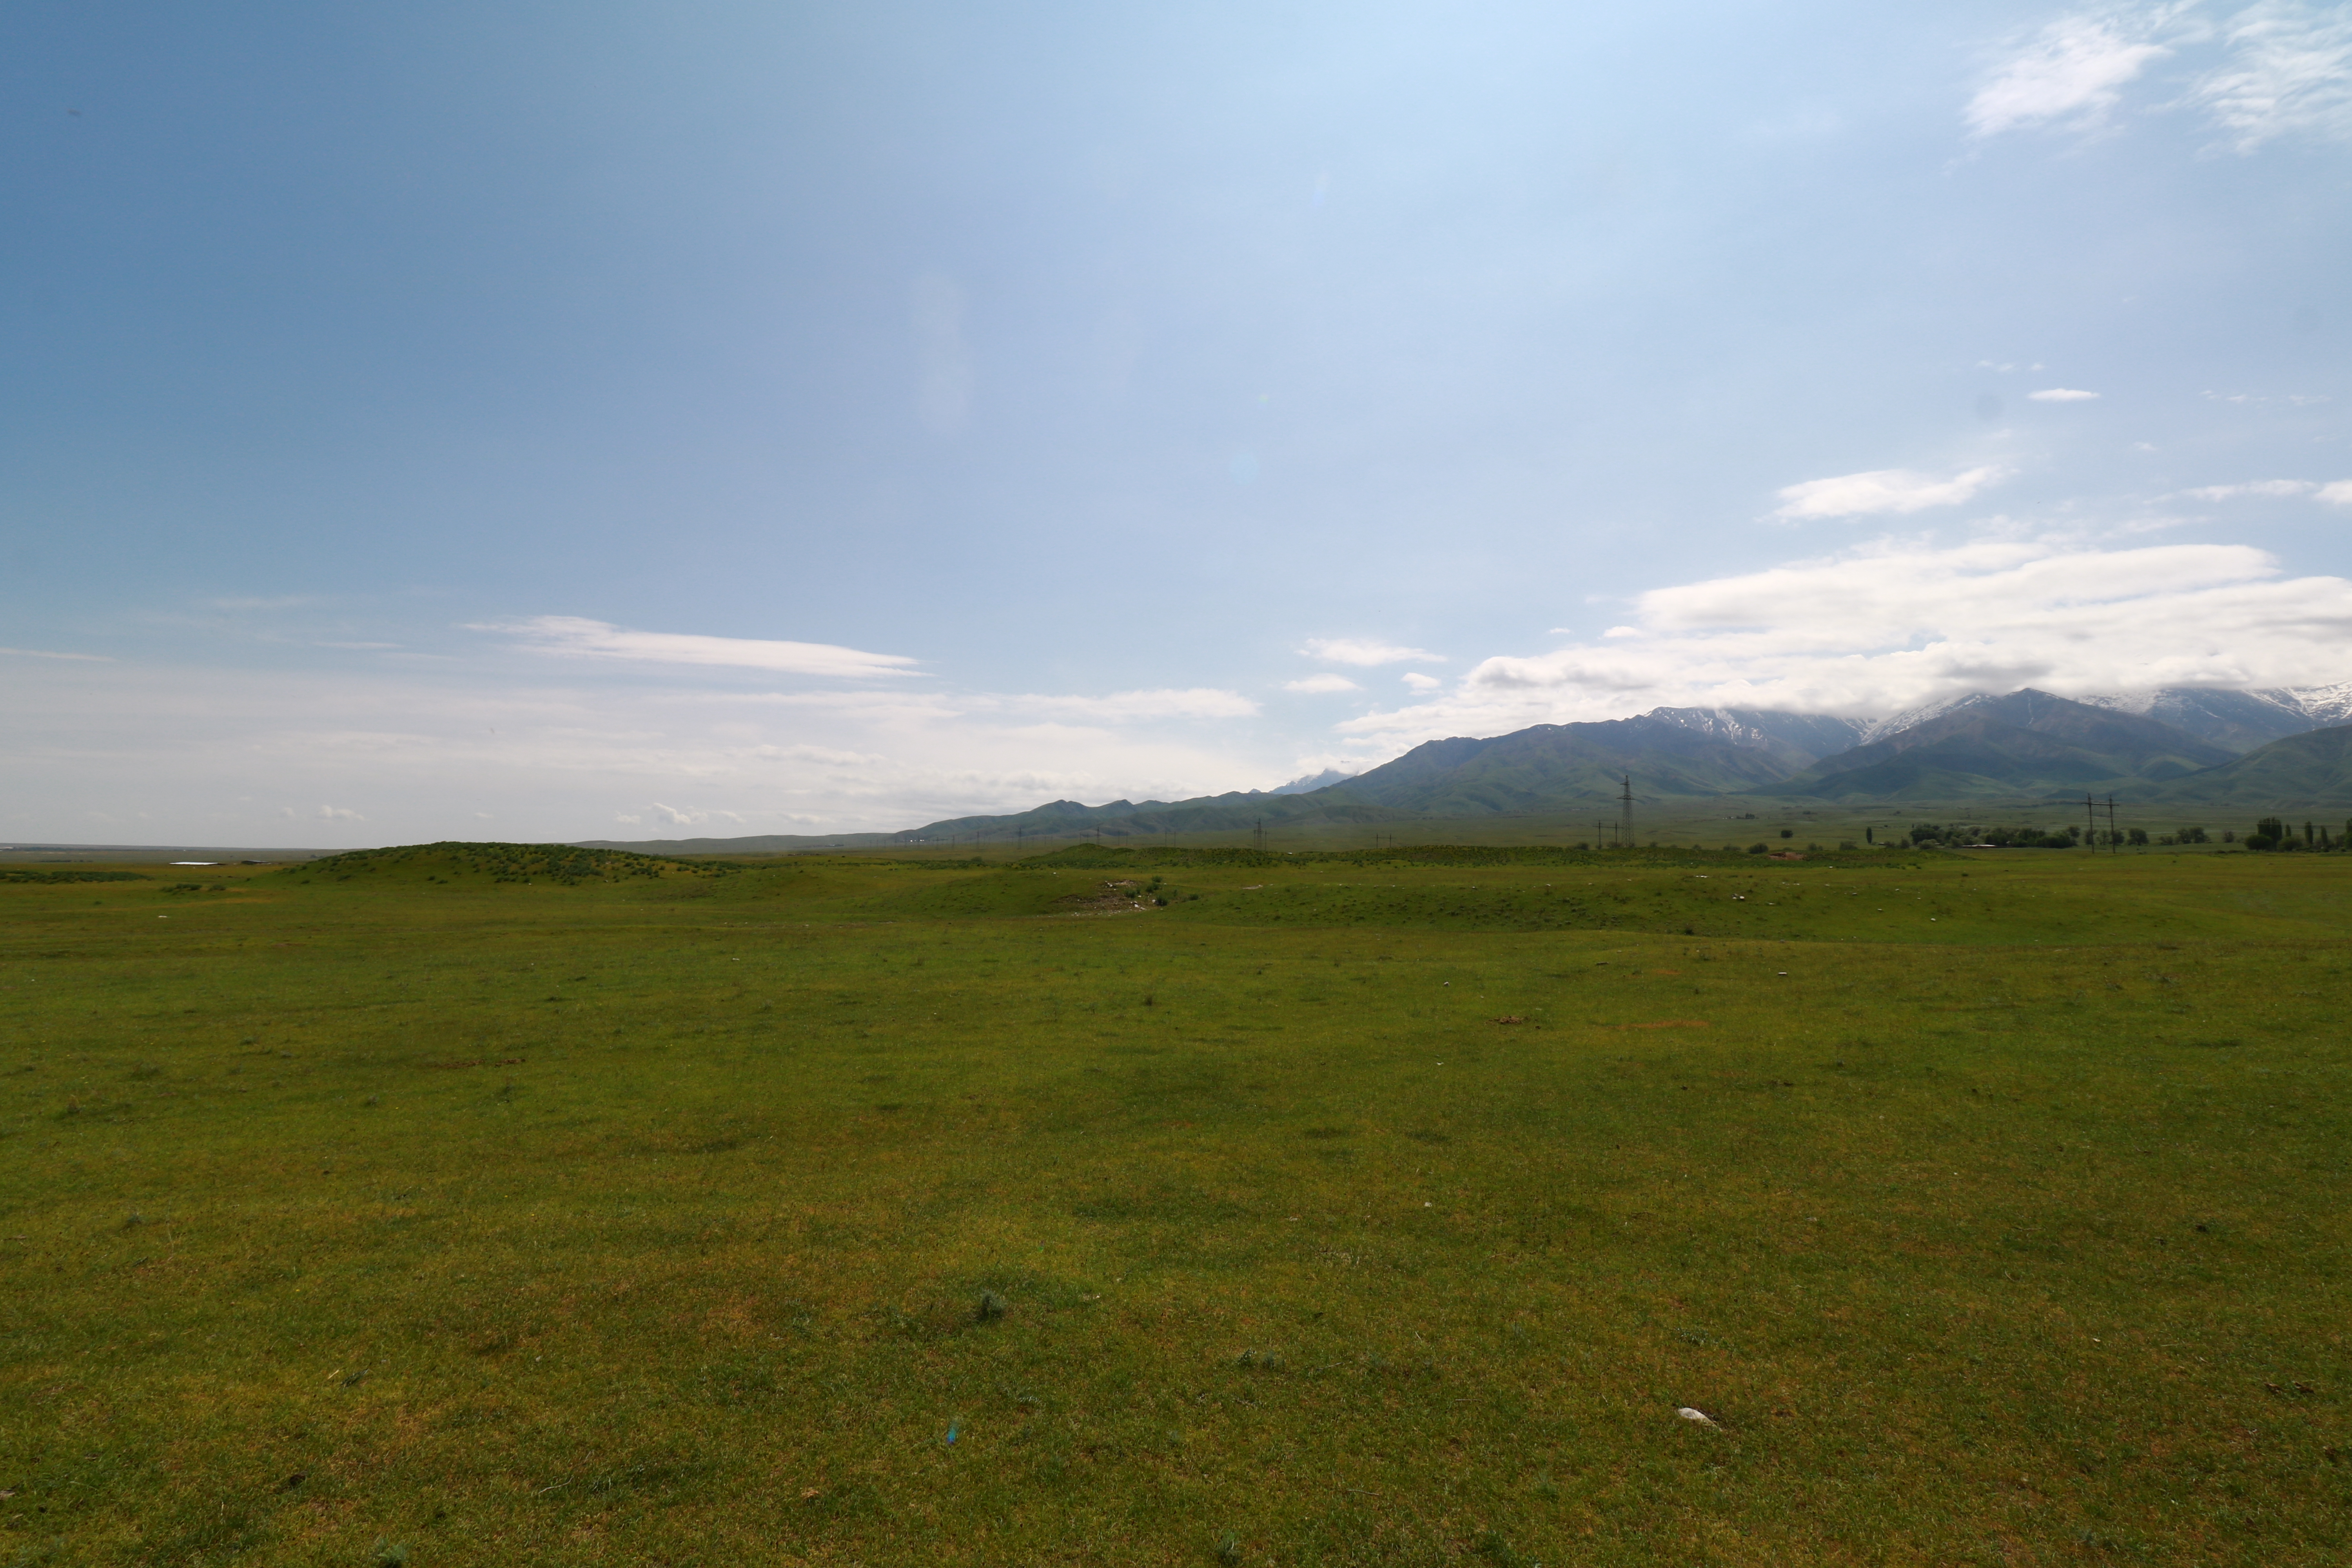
<box><xmin>1335</xmin><ymin>534</ymin><xmax>2352</xmax><ymax>750</ymax></box>
<box><xmin>747</xmin><ymin>744</ymin><xmax>891</xmax><ymax>766</ymax></box>
<box><xmin>1285</xmin><ymin>673</ymin><xmax>1362</xmax><ymax>694</ymax></box>
<box><xmin>481</xmin><ymin>615</ymin><xmax>920</xmax><ymax>679</ymax></box>
<box><xmin>2185</xmin><ymin>0</ymin><xmax>2352</xmax><ymax>151</ymax></box>
<box><xmin>649</xmin><ymin>802</ymin><xmax>745</xmax><ymax>827</ymax></box>
<box><xmin>998</xmin><ymin>688</ymin><xmax>1259</xmax><ymax>720</ymax></box>
<box><xmin>1401</xmin><ymin>672</ymin><xmax>1443</xmax><ymax>691</ymax></box>
<box><xmin>2028</xmin><ymin>387</ymin><xmax>2102</xmax><ymax>401</ymax></box>
<box><xmin>2205</xmin><ymin>388</ymin><xmax>2332</xmax><ymax>405</ymax></box>
<box><xmin>317</xmin><ymin>804</ymin><xmax>364</xmax><ymax>820</ymax></box>
<box><xmin>1968</xmin><ymin>4</ymin><xmax>2352</xmax><ymax>154</ymax></box>
<box><xmin>1967</xmin><ymin>13</ymin><xmax>2171</xmax><ymax>138</ymax></box>
<box><xmin>0</xmin><ymin>646</ymin><xmax>111</xmax><ymax>661</ymax></box>
<box><xmin>0</xmin><ymin>654</ymin><xmax>1283</xmax><ymax>844</ymax></box>
<box><xmin>1300</xmin><ymin>636</ymin><xmax>1445</xmax><ymax>666</ymax></box>
<box><xmin>2182</xmin><ymin>478</ymin><xmax>2325</xmax><ymax>499</ymax></box>
<box><xmin>1770</xmin><ymin>465</ymin><xmax>2008</xmax><ymax>520</ymax></box>
<box><xmin>2177</xmin><ymin>478</ymin><xmax>2352</xmax><ymax>502</ymax></box>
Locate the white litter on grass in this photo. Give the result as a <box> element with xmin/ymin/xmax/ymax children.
<box><xmin>1677</xmin><ymin>1407</ymin><xmax>1720</xmax><ymax>1428</ymax></box>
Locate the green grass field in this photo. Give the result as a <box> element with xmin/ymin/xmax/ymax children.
<box><xmin>5</xmin><ymin>843</ymin><xmax>2348</xmax><ymax>1565</ymax></box>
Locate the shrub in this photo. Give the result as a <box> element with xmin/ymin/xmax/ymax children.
<box><xmin>1747</xmin><ymin>843</ymin><xmax>1767</xmax><ymax>855</ymax></box>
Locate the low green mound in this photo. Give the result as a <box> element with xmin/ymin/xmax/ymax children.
<box><xmin>0</xmin><ymin>868</ymin><xmax>148</xmax><ymax>884</ymax></box>
<box><xmin>272</xmin><ymin>840</ymin><xmax>726</xmax><ymax>887</ymax></box>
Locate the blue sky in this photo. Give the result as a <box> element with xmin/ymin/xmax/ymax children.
<box><xmin>5</xmin><ymin>1</ymin><xmax>2350</xmax><ymax>843</ymax></box>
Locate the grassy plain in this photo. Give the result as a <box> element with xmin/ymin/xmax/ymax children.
<box><xmin>4</xmin><ymin>844</ymin><xmax>2349</xmax><ymax>1566</ymax></box>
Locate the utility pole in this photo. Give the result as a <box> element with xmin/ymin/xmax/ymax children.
<box><xmin>2085</xmin><ymin>793</ymin><xmax>2097</xmax><ymax>851</ymax></box>
<box><xmin>1620</xmin><ymin>774</ymin><xmax>1635</xmax><ymax>851</ymax></box>
<box><xmin>2105</xmin><ymin>795</ymin><xmax>2120</xmax><ymax>853</ymax></box>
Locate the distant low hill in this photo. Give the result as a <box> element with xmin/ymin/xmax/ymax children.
<box><xmin>2146</xmin><ymin>723</ymin><xmax>2352</xmax><ymax>807</ymax></box>
<box><xmin>1269</xmin><ymin>766</ymin><xmax>1360</xmax><ymax>795</ymax></box>
<box><xmin>1314</xmin><ymin>708</ymin><xmax>1840</xmax><ymax>813</ymax></box>
<box><xmin>1760</xmin><ymin>690</ymin><xmax>2235</xmax><ymax>801</ymax></box>
<box><xmin>575</xmin><ymin>686</ymin><xmax>2352</xmax><ymax>856</ymax></box>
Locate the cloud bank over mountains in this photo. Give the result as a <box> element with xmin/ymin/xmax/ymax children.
<box><xmin>1335</xmin><ymin>534</ymin><xmax>2352</xmax><ymax>758</ymax></box>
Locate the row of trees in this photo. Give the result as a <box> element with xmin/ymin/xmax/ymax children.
<box><xmin>1893</xmin><ymin>817</ymin><xmax>2352</xmax><ymax>851</ymax></box>
<box><xmin>1903</xmin><ymin>823</ymin><xmax>2218</xmax><ymax>849</ymax></box>
<box><xmin>2244</xmin><ymin>818</ymin><xmax>2352</xmax><ymax>851</ymax></box>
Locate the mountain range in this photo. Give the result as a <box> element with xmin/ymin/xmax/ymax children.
<box><xmin>575</xmin><ymin>684</ymin><xmax>2352</xmax><ymax>853</ymax></box>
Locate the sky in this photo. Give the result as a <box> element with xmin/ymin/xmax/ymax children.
<box><xmin>4</xmin><ymin>0</ymin><xmax>2350</xmax><ymax>846</ymax></box>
